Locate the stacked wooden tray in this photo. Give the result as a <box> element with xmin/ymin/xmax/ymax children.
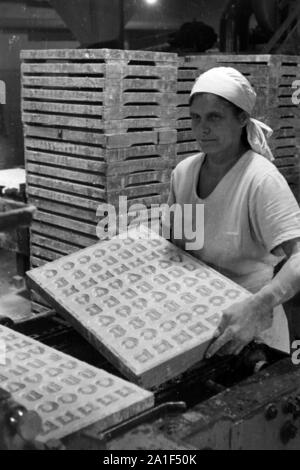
<box><xmin>175</xmin><ymin>54</ymin><xmax>300</xmax><ymax>201</ymax></box>
<box><xmin>175</xmin><ymin>56</ymin><xmax>200</xmax><ymax>168</ymax></box>
<box><xmin>21</xmin><ymin>49</ymin><xmax>178</xmax><ymax>313</ymax></box>
<box><xmin>267</xmin><ymin>56</ymin><xmax>300</xmax><ymax>199</ymax></box>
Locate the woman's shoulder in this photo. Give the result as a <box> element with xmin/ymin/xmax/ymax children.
<box><xmin>244</xmin><ymin>150</ymin><xmax>284</xmax><ymax>182</ymax></box>
<box><xmin>243</xmin><ymin>151</ymin><xmax>296</xmax><ymax>204</ymax></box>
<box><xmin>173</xmin><ymin>152</ymin><xmax>204</xmax><ymax>178</ymax></box>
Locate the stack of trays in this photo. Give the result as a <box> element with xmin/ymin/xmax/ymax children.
<box><xmin>175</xmin><ymin>56</ymin><xmax>200</xmax><ymax>168</ymax></box>
<box><xmin>21</xmin><ymin>48</ymin><xmax>179</xmax><ymax>313</ymax></box>
<box><xmin>267</xmin><ymin>56</ymin><xmax>300</xmax><ymax>199</ymax></box>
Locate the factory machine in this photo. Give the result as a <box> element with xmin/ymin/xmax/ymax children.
<box><xmin>1</xmin><ymin>203</ymin><xmax>300</xmax><ymax>451</ymax></box>
<box><xmin>1</xmin><ymin>313</ymin><xmax>300</xmax><ymax>451</ymax></box>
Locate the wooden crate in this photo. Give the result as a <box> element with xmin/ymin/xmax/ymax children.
<box><xmin>21</xmin><ymin>48</ymin><xmax>178</xmax><ymax>134</ymax></box>
<box><xmin>21</xmin><ymin>48</ymin><xmax>178</xmax><ymax>312</ymax></box>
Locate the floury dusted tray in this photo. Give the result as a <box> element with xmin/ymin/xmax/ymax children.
<box><xmin>0</xmin><ymin>325</ymin><xmax>154</xmax><ymax>443</ymax></box>
<box><xmin>27</xmin><ymin>227</ymin><xmax>251</xmax><ymax>388</ymax></box>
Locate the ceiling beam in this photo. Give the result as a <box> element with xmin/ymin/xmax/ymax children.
<box><xmin>0</xmin><ymin>18</ymin><xmax>67</xmax><ymax>30</ymax></box>
<box><xmin>0</xmin><ymin>1</ymin><xmax>66</xmax><ymax>30</ymax></box>
<box><xmin>263</xmin><ymin>1</ymin><xmax>300</xmax><ymax>52</ymax></box>
<box><xmin>0</xmin><ymin>0</ymin><xmax>51</xmax><ymax>7</ymax></box>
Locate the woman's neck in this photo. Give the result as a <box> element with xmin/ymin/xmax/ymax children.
<box><xmin>204</xmin><ymin>142</ymin><xmax>248</xmax><ymax>175</ymax></box>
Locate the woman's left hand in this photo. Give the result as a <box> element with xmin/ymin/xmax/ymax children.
<box><xmin>205</xmin><ymin>296</ymin><xmax>273</xmax><ymax>358</ymax></box>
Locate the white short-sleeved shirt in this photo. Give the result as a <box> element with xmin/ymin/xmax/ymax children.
<box><xmin>166</xmin><ymin>150</ymin><xmax>300</xmax><ymax>293</ymax></box>
<box><xmin>164</xmin><ymin>150</ymin><xmax>300</xmax><ymax>352</ymax></box>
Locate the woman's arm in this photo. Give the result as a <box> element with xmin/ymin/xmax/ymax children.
<box><xmin>256</xmin><ymin>238</ymin><xmax>300</xmax><ymax>306</ymax></box>
<box><xmin>205</xmin><ymin>237</ymin><xmax>300</xmax><ymax>357</ymax></box>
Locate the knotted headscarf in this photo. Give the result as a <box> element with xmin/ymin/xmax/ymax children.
<box><xmin>190</xmin><ymin>67</ymin><xmax>274</xmax><ymax>161</ymax></box>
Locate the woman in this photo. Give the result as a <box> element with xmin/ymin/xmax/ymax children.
<box><xmin>166</xmin><ymin>66</ymin><xmax>300</xmax><ymax>357</ymax></box>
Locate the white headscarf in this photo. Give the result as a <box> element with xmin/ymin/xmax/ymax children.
<box><xmin>190</xmin><ymin>67</ymin><xmax>274</xmax><ymax>161</ymax></box>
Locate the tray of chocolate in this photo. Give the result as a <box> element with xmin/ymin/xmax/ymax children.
<box><xmin>27</xmin><ymin>227</ymin><xmax>251</xmax><ymax>388</ymax></box>
<box><xmin>0</xmin><ymin>325</ymin><xmax>154</xmax><ymax>443</ymax></box>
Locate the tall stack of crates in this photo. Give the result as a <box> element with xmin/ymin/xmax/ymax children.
<box><xmin>21</xmin><ymin>48</ymin><xmax>178</xmax><ymax>314</ymax></box>
<box><xmin>175</xmin><ymin>54</ymin><xmax>300</xmax><ymax>201</ymax></box>
<box><xmin>267</xmin><ymin>55</ymin><xmax>300</xmax><ymax>198</ymax></box>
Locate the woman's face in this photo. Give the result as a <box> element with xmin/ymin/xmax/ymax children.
<box><xmin>190</xmin><ymin>93</ymin><xmax>245</xmax><ymax>156</ymax></box>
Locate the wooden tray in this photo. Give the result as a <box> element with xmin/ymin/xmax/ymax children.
<box><xmin>0</xmin><ymin>324</ymin><xmax>153</xmax><ymax>443</ymax></box>
<box><xmin>27</xmin><ymin>226</ymin><xmax>251</xmax><ymax>388</ymax></box>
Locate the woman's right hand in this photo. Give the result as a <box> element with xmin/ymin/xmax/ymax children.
<box><xmin>205</xmin><ymin>296</ymin><xmax>273</xmax><ymax>357</ymax></box>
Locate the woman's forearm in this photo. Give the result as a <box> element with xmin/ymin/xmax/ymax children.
<box><xmin>252</xmin><ymin>251</ymin><xmax>300</xmax><ymax>310</ymax></box>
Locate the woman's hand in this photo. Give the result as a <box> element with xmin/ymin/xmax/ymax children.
<box><xmin>205</xmin><ymin>296</ymin><xmax>273</xmax><ymax>358</ymax></box>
